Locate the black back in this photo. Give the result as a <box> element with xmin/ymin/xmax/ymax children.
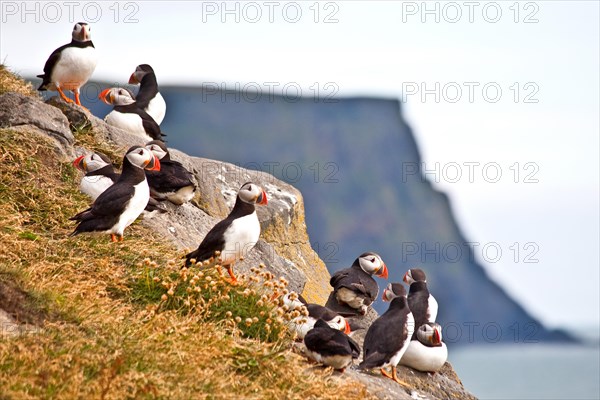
<box><xmin>359</xmin><ymin>296</ymin><xmax>411</xmax><ymax>369</ymax></box>
<box><xmin>407</xmin><ymin>281</ymin><xmax>430</xmax><ymax>340</ymax></box>
<box><xmin>184</xmin><ymin>195</ymin><xmax>256</xmax><ymax>266</ymax></box>
<box><xmin>113</xmin><ymin>103</ymin><xmax>164</xmax><ymax>140</ymax></box>
<box><xmin>306</xmin><ymin>304</ymin><xmax>340</xmax><ymax>322</ymax></box>
<box><xmin>146</xmin><ymin>158</ymin><xmax>194</xmax><ymax>193</ymax></box>
<box><xmin>304</xmin><ymin>319</ymin><xmax>360</xmax><ymax>359</ymax></box>
<box><xmin>38</xmin><ymin>40</ymin><xmax>95</xmax><ymax>90</ymax></box>
<box><xmin>330</xmin><ymin>260</ymin><xmax>379</xmax><ymax>305</ymax></box>
<box><xmin>70</xmin><ymin>151</ymin><xmax>146</xmax><ymax>235</ymax></box>
<box><xmin>135</xmin><ymin>65</ymin><xmax>159</xmax><ymax>108</ymax></box>
<box><xmin>86</xmin><ymin>164</ymin><xmax>119</xmax><ymax>183</ymax></box>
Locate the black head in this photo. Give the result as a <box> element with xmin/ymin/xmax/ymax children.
<box><xmin>403</xmin><ymin>268</ymin><xmax>427</xmax><ymax>284</ymax></box>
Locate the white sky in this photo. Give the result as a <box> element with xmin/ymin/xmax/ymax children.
<box><xmin>1</xmin><ymin>1</ymin><xmax>598</xmax><ymax>330</ymax></box>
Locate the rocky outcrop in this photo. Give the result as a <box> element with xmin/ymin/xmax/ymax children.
<box><xmin>0</xmin><ymin>91</ymin><xmax>476</xmax><ymax>399</ymax></box>
<box><xmin>0</xmin><ymin>92</ymin><xmax>330</xmax><ymax>302</ymax></box>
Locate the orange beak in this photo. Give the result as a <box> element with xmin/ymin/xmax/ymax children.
<box><xmin>344</xmin><ymin>320</ymin><xmax>351</xmax><ymax>334</ymax></box>
<box><xmin>433</xmin><ymin>327</ymin><xmax>441</xmax><ymax>345</ymax></box>
<box><xmin>128</xmin><ymin>73</ymin><xmax>138</xmax><ymax>84</ymax></box>
<box><xmin>376</xmin><ymin>263</ymin><xmax>388</xmax><ymax>279</ymax></box>
<box><xmin>98</xmin><ymin>88</ymin><xmax>111</xmax><ymax>104</ymax></box>
<box><xmin>145</xmin><ymin>155</ymin><xmax>161</xmax><ymax>171</ymax></box>
<box><xmin>381</xmin><ymin>288</ymin><xmax>390</xmax><ymax>302</ymax></box>
<box><xmin>403</xmin><ymin>271</ymin><xmax>409</xmax><ymax>283</ymax></box>
<box><xmin>73</xmin><ymin>155</ymin><xmax>85</xmax><ymax>171</ymax></box>
<box><xmin>258</xmin><ymin>190</ymin><xmax>268</xmax><ymax>205</ymax></box>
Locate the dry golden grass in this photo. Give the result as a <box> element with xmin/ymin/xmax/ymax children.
<box><xmin>0</xmin><ymin>72</ymin><xmax>372</xmax><ymax>399</ymax></box>
<box><xmin>0</xmin><ymin>64</ymin><xmax>37</xmax><ymax>97</ymax></box>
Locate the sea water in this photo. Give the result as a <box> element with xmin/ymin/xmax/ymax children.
<box><xmin>450</xmin><ymin>344</ymin><xmax>600</xmax><ymax>400</ymax></box>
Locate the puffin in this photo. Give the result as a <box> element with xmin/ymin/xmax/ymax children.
<box><xmin>184</xmin><ymin>182</ymin><xmax>268</xmax><ymax>283</ymax></box>
<box><xmin>38</xmin><ymin>22</ymin><xmax>97</xmax><ymax>107</ymax></box>
<box><xmin>144</xmin><ymin>140</ymin><xmax>196</xmax><ymax>205</ymax></box>
<box><xmin>72</xmin><ymin>152</ymin><xmax>166</xmax><ymax>216</ymax></box>
<box><xmin>358</xmin><ymin>285</ymin><xmax>414</xmax><ymax>387</ymax></box>
<box><xmin>283</xmin><ymin>292</ymin><xmax>351</xmax><ymax>339</ymax></box>
<box><xmin>72</xmin><ymin>152</ymin><xmax>118</xmax><ymax>200</ymax></box>
<box><xmin>70</xmin><ymin>146</ymin><xmax>160</xmax><ymax>242</ymax></box>
<box><xmin>404</xmin><ymin>268</ymin><xmax>438</xmax><ymax>338</ymax></box>
<box><xmin>381</xmin><ymin>282</ymin><xmax>406</xmax><ymax>302</ymax></box>
<box><xmin>399</xmin><ymin>322</ymin><xmax>448</xmax><ymax>373</ymax></box>
<box><xmin>329</xmin><ymin>252</ymin><xmax>388</xmax><ymax>315</ymax></box>
<box><xmin>128</xmin><ymin>64</ymin><xmax>166</xmax><ymax>125</ymax></box>
<box><xmin>304</xmin><ymin>319</ymin><xmax>361</xmax><ymax>372</ymax></box>
<box><xmin>99</xmin><ymin>87</ymin><xmax>164</xmax><ymax>141</ymax></box>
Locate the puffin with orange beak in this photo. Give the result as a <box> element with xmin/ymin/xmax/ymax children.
<box><xmin>282</xmin><ymin>292</ymin><xmax>352</xmax><ymax>340</ymax></box>
<box><xmin>72</xmin><ymin>152</ymin><xmax>118</xmax><ymax>201</ymax></box>
<box><xmin>304</xmin><ymin>319</ymin><xmax>361</xmax><ymax>372</ymax></box>
<box><xmin>359</xmin><ymin>285</ymin><xmax>414</xmax><ymax>386</ymax></box>
<box><xmin>128</xmin><ymin>64</ymin><xmax>166</xmax><ymax>125</ymax></box>
<box><xmin>399</xmin><ymin>322</ymin><xmax>447</xmax><ymax>373</ymax></box>
<box><xmin>70</xmin><ymin>146</ymin><xmax>160</xmax><ymax>242</ymax></box>
<box><xmin>37</xmin><ymin>22</ymin><xmax>97</xmax><ymax>107</ymax></box>
<box><xmin>403</xmin><ymin>268</ymin><xmax>438</xmax><ymax>339</ymax></box>
<box><xmin>329</xmin><ymin>252</ymin><xmax>389</xmax><ymax>315</ymax></box>
<box><xmin>72</xmin><ymin>151</ymin><xmax>166</xmax><ymax>217</ymax></box>
<box><xmin>99</xmin><ymin>87</ymin><xmax>164</xmax><ymax>141</ymax></box>
<box><xmin>184</xmin><ymin>182</ymin><xmax>268</xmax><ymax>283</ymax></box>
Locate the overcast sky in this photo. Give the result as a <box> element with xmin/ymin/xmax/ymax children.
<box><xmin>1</xmin><ymin>1</ymin><xmax>598</xmax><ymax>330</ymax></box>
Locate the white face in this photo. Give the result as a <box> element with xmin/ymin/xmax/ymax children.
<box><xmin>238</xmin><ymin>182</ymin><xmax>266</xmax><ymax>205</ymax></box>
<box><xmin>358</xmin><ymin>253</ymin><xmax>385</xmax><ymax>275</ymax></box>
<box><xmin>145</xmin><ymin>143</ymin><xmax>168</xmax><ymax>160</ymax></box>
<box><xmin>109</xmin><ymin>88</ymin><xmax>135</xmax><ymax>106</ymax></box>
<box><xmin>72</xmin><ymin>23</ymin><xmax>91</xmax><ymax>42</ymax></box>
<box><xmin>382</xmin><ymin>283</ymin><xmax>396</xmax><ymax>301</ymax></box>
<box><xmin>125</xmin><ymin>147</ymin><xmax>155</xmax><ymax>169</ymax></box>
<box><xmin>417</xmin><ymin>323</ymin><xmax>443</xmax><ymax>345</ymax></box>
<box><xmin>328</xmin><ymin>315</ymin><xmax>347</xmax><ymax>331</ymax></box>
<box><xmin>83</xmin><ymin>153</ymin><xmax>110</xmax><ymax>172</ymax></box>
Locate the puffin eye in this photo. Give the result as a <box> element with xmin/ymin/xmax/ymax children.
<box><xmin>369</xmin><ymin>258</ymin><xmax>375</xmax><ymax>263</ymax></box>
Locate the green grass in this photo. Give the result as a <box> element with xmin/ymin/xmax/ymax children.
<box><xmin>0</xmin><ymin>66</ymin><xmax>371</xmax><ymax>399</ymax></box>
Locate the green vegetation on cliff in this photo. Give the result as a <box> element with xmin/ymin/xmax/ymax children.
<box><xmin>0</xmin><ymin>66</ymin><xmax>369</xmax><ymax>399</ymax></box>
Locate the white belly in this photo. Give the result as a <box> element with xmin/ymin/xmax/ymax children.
<box><xmin>80</xmin><ymin>176</ymin><xmax>114</xmax><ymax>201</ymax></box>
<box><xmin>112</xmin><ymin>180</ymin><xmax>149</xmax><ymax>235</ymax></box>
<box><xmin>164</xmin><ymin>186</ymin><xmax>195</xmax><ymax>205</ymax></box>
<box><xmin>104</xmin><ymin>111</ymin><xmax>152</xmax><ymax>141</ymax></box>
<box><xmin>50</xmin><ymin>46</ymin><xmax>97</xmax><ymax>91</ymax></box>
<box><xmin>292</xmin><ymin>316</ymin><xmax>317</xmax><ymax>339</ymax></box>
<box><xmin>146</xmin><ymin>93</ymin><xmax>166</xmax><ymax>125</ymax></box>
<box><xmin>220</xmin><ymin>211</ymin><xmax>260</xmax><ymax>265</ymax></box>
<box><xmin>428</xmin><ymin>295</ymin><xmax>438</xmax><ymax>323</ymax></box>
<box><xmin>399</xmin><ymin>341</ymin><xmax>448</xmax><ymax>372</ymax></box>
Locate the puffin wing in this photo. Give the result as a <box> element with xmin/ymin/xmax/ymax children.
<box><xmin>305</xmin><ymin>328</ymin><xmax>353</xmax><ymax>357</ymax></box>
<box><xmin>114</xmin><ymin>104</ymin><xmax>164</xmax><ymax>140</ymax></box>
<box><xmin>38</xmin><ymin>43</ymin><xmax>69</xmax><ymax>88</ymax></box>
<box><xmin>360</xmin><ymin>313</ymin><xmax>401</xmax><ymax>368</ymax></box>
<box><xmin>408</xmin><ymin>290</ymin><xmax>430</xmax><ymax>335</ymax></box>
<box><xmin>184</xmin><ymin>219</ymin><xmax>229</xmax><ymax>264</ymax></box>
<box><xmin>146</xmin><ymin>161</ymin><xmax>194</xmax><ymax>192</ymax></box>
<box><xmin>330</xmin><ymin>268</ymin><xmax>350</xmax><ymax>289</ymax></box>
<box><xmin>347</xmin><ymin>334</ymin><xmax>361</xmax><ymax>358</ymax></box>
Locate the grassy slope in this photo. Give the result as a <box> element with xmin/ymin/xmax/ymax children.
<box><xmin>0</xmin><ymin>66</ymin><xmax>369</xmax><ymax>399</ymax></box>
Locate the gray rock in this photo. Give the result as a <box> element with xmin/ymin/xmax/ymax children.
<box><xmin>0</xmin><ymin>92</ymin><xmax>74</xmax><ymax>155</ymax></box>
